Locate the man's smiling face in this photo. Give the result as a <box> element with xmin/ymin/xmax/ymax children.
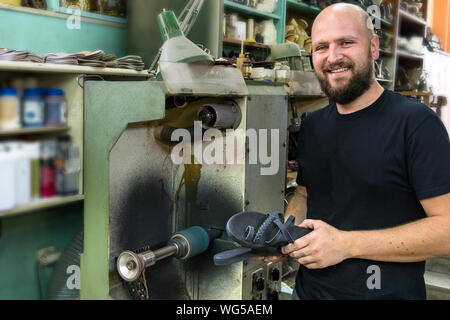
<box><xmin>311</xmin><ymin>5</ymin><xmax>379</xmax><ymax>104</ymax></box>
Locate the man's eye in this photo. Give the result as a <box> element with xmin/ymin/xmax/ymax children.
<box><xmin>342</xmin><ymin>41</ymin><xmax>353</xmax><ymax>46</ymax></box>
<box><xmin>315</xmin><ymin>46</ymin><xmax>327</xmax><ymax>51</ymax></box>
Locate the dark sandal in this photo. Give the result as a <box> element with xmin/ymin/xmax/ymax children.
<box><xmin>213</xmin><ymin>211</ymin><xmax>312</xmax><ymax>266</ymax></box>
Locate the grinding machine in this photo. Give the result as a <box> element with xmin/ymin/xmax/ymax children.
<box><xmin>79</xmin><ymin>2</ymin><xmax>299</xmax><ymax>301</ymax></box>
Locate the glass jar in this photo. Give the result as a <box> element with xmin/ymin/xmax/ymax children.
<box><xmin>44</xmin><ymin>89</ymin><xmax>67</xmax><ymax>127</ymax></box>
<box><xmin>0</xmin><ymin>88</ymin><xmax>21</xmax><ymax>130</ymax></box>
<box><xmin>22</xmin><ymin>88</ymin><xmax>45</xmax><ymax>128</ymax></box>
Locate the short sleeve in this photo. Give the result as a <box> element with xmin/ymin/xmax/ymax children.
<box><xmin>407</xmin><ymin>112</ymin><xmax>450</xmax><ymax>200</ymax></box>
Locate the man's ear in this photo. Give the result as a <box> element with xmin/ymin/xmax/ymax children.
<box><xmin>371</xmin><ymin>33</ymin><xmax>380</xmax><ymax>61</ymax></box>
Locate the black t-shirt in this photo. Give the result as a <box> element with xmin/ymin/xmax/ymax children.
<box><xmin>295</xmin><ymin>89</ymin><xmax>450</xmax><ymax>299</ymax></box>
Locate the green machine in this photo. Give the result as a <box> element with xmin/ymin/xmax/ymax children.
<box><xmin>80</xmin><ymin>6</ymin><xmax>288</xmax><ymax>300</ymax></box>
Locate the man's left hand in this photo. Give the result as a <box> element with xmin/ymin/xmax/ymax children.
<box><xmin>282</xmin><ymin>219</ymin><xmax>351</xmax><ymax>269</ymax></box>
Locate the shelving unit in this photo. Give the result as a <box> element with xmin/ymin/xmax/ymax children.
<box><xmin>223</xmin><ymin>0</ymin><xmax>287</xmax><ymax>53</ymax></box>
<box><xmin>392</xmin><ymin>1</ymin><xmax>428</xmax><ymax>92</ymax></box>
<box><xmin>0</xmin><ymin>61</ymin><xmax>149</xmax><ymax>218</ymax></box>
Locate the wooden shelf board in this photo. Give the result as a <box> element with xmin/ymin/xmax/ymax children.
<box><xmin>397</xmin><ymin>50</ymin><xmax>424</xmax><ymax>60</ymax></box>
<box><xmin>223</xmin><ymin>38</ymin><xmax>270</xmax><ymax>49</ymax></box>
<box><xmin>398</xmin><ymin>91</ymin><xmax>433</xmax><ymax>96</ymax></box>
<box><xmin>286</xmin><ymin>0</ymin><xmax>320</xmax><ymax>18</ymax></box>
<box><xmin>399</xmin><ymin>9</ymin><xmax>427</xmax><ymax>26</ymax></box>
<box><xmin>224</xmin><ymin>0</ymin><xmax>280</xmax><ymax>20</ymax></box>
<box><xmin>0</xmin><ymin>126</ymin><xmax>70</xmax><ymax>137</ymax></box>
<box><xmin>0</xmin><ymin>3</ymin><xmax>125</xmax><ymax>28</ymax></box>
<box><xmin>0</xmin><ymin>194</ymin><xmax>84</xmax><ymax>219</ymax></box>
<box><xmin>0</xmin><ymin>60</ymin><xmax>150</xmax><ymax>77</ymax></box>
<box><xmin>379</xmin><ymin>49</ymin><xmax>393</xmax><ymax>55</ymax></box>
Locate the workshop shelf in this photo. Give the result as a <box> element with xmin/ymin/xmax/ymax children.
<box><xmin>0</xmin><ymin>195</ymin><xmax>84</xmax><ymax>219</ymax></box>
<box><xmin>286</xmin><ymin>0</ymin><xmax>320</xmax><ymax>19</ymax></box>
<box><xmin>0</xmin><ymin>126</ymin><xmax>70</xmax><ymax>137</ymax></box>
<box><xmin>0</xmin><ymin>60</ymin><xmax>150</xmax><ymax>77</ymax></box>
<box><xmin>224</xmin><ymin>0</ymin><xmax>281</xmax><ymax>20</ymax></box>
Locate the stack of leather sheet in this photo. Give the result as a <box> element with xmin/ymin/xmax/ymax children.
<box><xmin>0</xmin><ymin>47</ymin><xmax>146</xmax><ymax>71</ymax></box>
<box><xmin>114</xmin><ymin>55</ymin><xmax>145</xmax><ymax>71</ymax></box>
<box><xmin>44</xmin><ymin>52</ymin><xmax>81</xmax><ymax>65</ymax></box>
<box><xmin>77</xmin><ymin>50</ymin><xmax>107</xmax><ymax>67</ymax></box>
<box><xmin>102</xmin><ymin>53</ymin><xmax>117</xmax><ymax>68</ymax></box>
<box><xmin>0</xmin><ymin>49</ymin><xmax>44</xmax><ymax>63</ymax></box>
<box><xmin>27</xmin><ymin>53</ymin><xmax>45</xmax><ymax>63</ymax></box>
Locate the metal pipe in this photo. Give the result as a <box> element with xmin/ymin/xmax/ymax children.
<box><xmin>153</xmin><ymin>243</ymin><xmax>179</xmax><ymax>261</ymax></box>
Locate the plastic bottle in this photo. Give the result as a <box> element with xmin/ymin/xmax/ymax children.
<box><xmin>40</xmin><ymin>140</ymin><xmax>56</xmax><ymax>198</ymax></box>
<box><xmin>10</xmin><ymin>142</ymin><xmax>31</xmax><ymax>206</ymax></box>
<box><xmin>45</xmin><ymin>89</ymin><xmax>67</xmax><ymax>127</ymax></box>
<box><xmin>56</xmin><ymin>135</ymin><xmax>80</xmax><ymax>195</ymax></box>
<box><xmin>22</xmin><ymin>88</ymin><xmax>45</xmax><ymax>128</ymax></box>
<box><xmin>55</xmin><ymin>135</ymin><xmax>69</xmax><ymax>195</ymax></box>
<box><xmin>0</xmin><ymin>143</ymin><xmax>15</xmax><ymax>211</ymax></box>
<box><xmin>0</xmin><ymin>88</ymin><xmax>21</xmax><ymax>130</ymax></box>
<box><xmin>64</xmin><ymin>143</ymin><xmax>80</xmax><ymax>195</ymax></box>
<box><xmin>24</xmin><ymin>142</ymin><xmax>41</xmax><ymax>201</ymax></box>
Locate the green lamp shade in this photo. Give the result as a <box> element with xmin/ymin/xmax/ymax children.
<box><xmin>160</xmin><ymin>36</ymin><xmax>214</xmax><ymax>64</ymax></box>
<box><xmin>157</xmin><ymin>10</ymin><xmax>184</xmax><ymax>43</ymax></box>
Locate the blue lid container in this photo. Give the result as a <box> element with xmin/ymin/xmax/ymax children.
<box><xmin>24</xmin><ymin>88</ymin><xmax>45</xmax><ymax>96</ymax></box>
<box><xmin>0</xmin><ymin>88</ymin><xmax>18</xmax><ymax>96</ymax></box>
<box><xmin>46</xmin><ymin>89</ymin><xmax>64</xmax><ymax>96</ymax></box>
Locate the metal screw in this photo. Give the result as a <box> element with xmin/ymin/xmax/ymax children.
<box><xmin>127</xmin><ymin>260</ymin><xmax>137</xmax><ymax>270</ymax></box>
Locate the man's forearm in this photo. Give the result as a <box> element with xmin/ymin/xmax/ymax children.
<box><xmin>344</xmin><ymin>215</ymin><xmax>450</xmax><ymax>262</ymax></box>
<box><xmin>285</xmin><ymin>186</ymin><xmax>308</xmax><ymax>223</ymax></box>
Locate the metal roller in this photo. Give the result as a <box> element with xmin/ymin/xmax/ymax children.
<box><xmin>198</xmin><ymin>101</ymin><xmax>242</xmax><ymax>130</ymax></box>
<box><xmin>116</xmin><ymin>226</ymin><xmax>218</xmax><ymax>282</ymax></box>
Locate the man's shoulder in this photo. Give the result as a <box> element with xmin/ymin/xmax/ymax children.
<box><xmin>384</xmin><ymin>90</ymin><xmax>435</xmax><ymax>118</ymax></box>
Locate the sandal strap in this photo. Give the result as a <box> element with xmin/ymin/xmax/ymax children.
<box><xmin>252</xmin><ymin>212</ymin><xmax>281</xmax><ymax>245</ymax></box>
<box><xmin>267</xmin><ymin>218</ymin><xmax>295</xmax><ymax>244</ymax></box>
<box><xmin>244</xmin><ymin>226</ymin><xmax>255</xmax><ymax>242</ymax></box>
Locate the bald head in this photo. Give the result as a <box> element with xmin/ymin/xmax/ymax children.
<box><xmin>312</xmin><ymin>3</ymin><xmax>375</xmax><ymax>42</ymax></box>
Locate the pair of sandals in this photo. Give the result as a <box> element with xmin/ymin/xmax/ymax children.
<box><xmin>213</xmin><ymin>211</ymin><xmax>312</xmax><ymax>266</ymax></box>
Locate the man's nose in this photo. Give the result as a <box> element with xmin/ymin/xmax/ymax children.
<box><xmin>327</xmin><ymin>44</ymin><xmax>344</xmax><ymax>65</ymax></box>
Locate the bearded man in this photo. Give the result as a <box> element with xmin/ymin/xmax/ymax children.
<box><xmin>265</xmin><ymin>3</ymin><xmax>450</xmax><ymax>300</ymax></box>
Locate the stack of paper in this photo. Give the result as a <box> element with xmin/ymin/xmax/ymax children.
<box><xmin>77</xmin><ymin>50</ymin><xmax>107</xmax><ymax>67</ymax></box>
<box><xmin>26</xmin><ymin>53</ymin><xmax>45</xmax><ymax>63</ymax></box>
<box><xmin>114</xmin><ymin>55</ymin><xmax>145</xmax><ymax>71</ymax></box>
<box><xmin>0</xmin><ymin>49</ymin><xmax>44</xmax><ymax>63</ymax></box>
<box><xmin>44</xmin><ymin>53</ymin><xmax>81</xmax><ymax>65</ymax></box>
<box><xmin>0</xmin><ymin>47</ymin><xmax>146</xmax><ymax>72</ymax></box>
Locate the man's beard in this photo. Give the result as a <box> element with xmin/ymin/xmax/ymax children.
<box><xmin>316</xmin><ymin>53</ymin><xmax>374</xmax><ymax>105</ymax></box>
